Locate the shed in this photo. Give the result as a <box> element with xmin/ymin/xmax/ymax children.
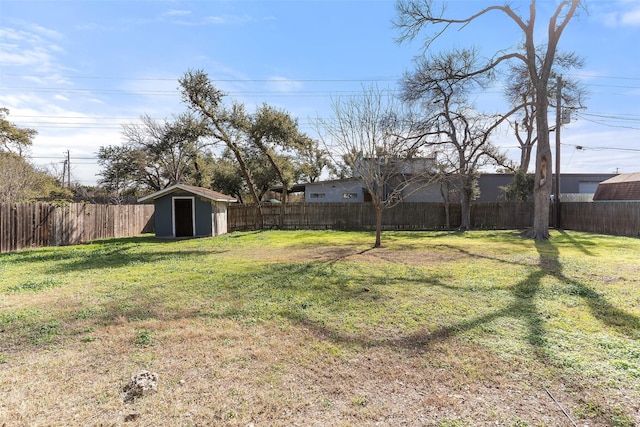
<box><xmin>593</xmin><ymin>173</ymin><xmax>640</xmax><ymax>201</ymax></box>
<box><xmin>138</xmin><ymin>184</ymin><xmax>237</xmax><ymax>238</ymax></box>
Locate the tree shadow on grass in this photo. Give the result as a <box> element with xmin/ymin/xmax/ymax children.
<box><xmin>284</xmin><ymin>238</ymin><xmax>640</xmax><ymax>355</ymax></box>
<box><xmin>43</xmin><ymin>247</ymin><xmax>227</xmax><ymax>274</ymax></box>
<box><xmin>11</xmin><ymin>234</ymin><xmax>229</xmax><ymax>274</ymax></box>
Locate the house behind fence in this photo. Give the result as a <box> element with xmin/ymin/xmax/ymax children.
<box><xmin>0</xmin><ymin>203</ymin><xmax>154</xmax><ymax>253</ymax></box>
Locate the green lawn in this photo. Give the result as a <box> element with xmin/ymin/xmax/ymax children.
<box><xmin>1</xmin><ymin>230</ymin><xmax>638</xmax><ymax>426</ymax></box>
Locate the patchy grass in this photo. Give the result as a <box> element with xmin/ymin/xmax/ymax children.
<box><xmin>0</xmin><ymin>230</ymin><xmax>638</xmax><ymax>426</ymax></box>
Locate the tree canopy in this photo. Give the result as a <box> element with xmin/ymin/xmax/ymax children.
<box><xmin>1</xmin><ymin>108</ymin><xmax>37</xmax><ymax>157</ymax></box>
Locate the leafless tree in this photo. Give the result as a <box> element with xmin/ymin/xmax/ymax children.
<box><xmin>504</xmin><ymin>50</ymin><xmax>587</xmax><ymax>173</ymax></box>
<box><xmin>401</xmin><ymin>49</ymin><xmax>515</xmax><ymax>230</ymax></box>
<box><xmin>317</xmin><ymin>86</ymin><xmax>434</xmax><ymax>248</ymax></box>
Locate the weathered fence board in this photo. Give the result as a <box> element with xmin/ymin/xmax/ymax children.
<box><xmin>0</xmin><ymin>203</ymin><xmax>155</xmax><ymax>253</ymax></box>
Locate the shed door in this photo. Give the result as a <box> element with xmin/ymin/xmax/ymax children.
<box><xmin>174</xmin><ymin>198</ymin><xmax>194</xmax><ymax>237</ymax></box>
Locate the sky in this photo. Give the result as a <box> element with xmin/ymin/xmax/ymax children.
<box><xmin>1</xmin><ymin>0</ymin><xmax>639</xmax><ymax>186</ymax></box>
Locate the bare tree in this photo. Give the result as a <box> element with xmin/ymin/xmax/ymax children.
<box><xmin>317</xmin><ymin>86</ymin><xmax>433</xmax><ymax>248</ymax></box>
<box><xmin>505</xmin><ymin>50</ymin><xmax>586</xmax><ymax>173</ymax></box>
<box><xmin>401</xmin><ymin>49</ymin><xmax>514</xmax><ymax>230</ymax></box>
<box><xmin>395</xmin><ymin>0</ymin><xmax>583</xmax><ymax>239</ymax></box>
<box><xmin>0</xmin><ymin>152</ymin><xmax>63</xmax><ymax>202</ymax></box>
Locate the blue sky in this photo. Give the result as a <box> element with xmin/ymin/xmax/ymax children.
<box><xmin>1</xmin><ymin>0</ymin><xmax>639</xmax><ymax>185</ymax></box>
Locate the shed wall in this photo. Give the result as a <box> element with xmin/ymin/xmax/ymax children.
<box><xmin>154</xmin><ymin>196</ymin><xmax>174</xmax><ymax>237</ymax></box>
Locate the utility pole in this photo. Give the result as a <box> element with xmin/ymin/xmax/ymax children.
<box><xmin>66</xmin><ymin>150</ymin><xmax>71</xmax><ymax>188</ymax></box>
<box><xmin>554</xmin><ymin>76</ymin><xmax>562</xmax><ymax>229</ymax></box>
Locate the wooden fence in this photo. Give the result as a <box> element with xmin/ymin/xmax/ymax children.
<box><xmin>229</xmin><ymin>202</ymin><xmax>534</xmax><ymax>232</ymax></box>
<box><xmin>0</xmin><ymin>203</ymin><xmax>155</xmax><ymax>253</ymax></box>
<box><xmin>561</xmin><ymin>202</ymin><xmax>640</xmax><ymax>238</ymax></box>
<box><xmin>229</xmin><ymin>201</ymin><xmax>640</xmax><ymax>238</ymax></box>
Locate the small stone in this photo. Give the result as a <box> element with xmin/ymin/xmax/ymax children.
<box><xmin>122</xmin><ymin>370</ymin><xmax>158</xmax><ymax>402</ymax></box>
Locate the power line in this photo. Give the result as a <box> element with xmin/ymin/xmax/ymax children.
<box><xmin>575</xmin><ymin>113</ymin><xmax>640</xmax><ymax>131</ymax></box>
<box><xmin>4</xmin><ymin>71</ymin><xmax>640</xmax><ymax>82</ymax></box>
<box><xmin>1</xmin><ymin>73</ymin><xmax>400</xmax><ymax>83</ymax></box>
<box><xmin>562</xmin><ymin>142</ymin><xmax>640</xmax><ymax>153</ymax></box>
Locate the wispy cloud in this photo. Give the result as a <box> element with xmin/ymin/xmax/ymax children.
<box><xmin>164</xmin><ymin>9</ymin><xmax>191</xmax><ymax>17</ymax></box>
<box><xmin>601</xmin><ymin>3</ymin><xmax>640</xmax><ymax>28</ymax></box>
<box><xmin>0</xmin><ymin>27</ymin><xmax>66</xmax><ymax>74</ymax></box>
<box><xmin>266</xmin><ymin>77</ymin><xmax>304</xmax><ymax>93</ymax></box>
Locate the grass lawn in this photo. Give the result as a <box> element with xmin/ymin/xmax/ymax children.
<box><xmin>0</xmin><ymin>229</ymin><xmax>638</xmax><ymax>426</ymax></box>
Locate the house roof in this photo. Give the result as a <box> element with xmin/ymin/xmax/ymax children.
<box><xmin>593</xmin><ymin>173</ymin><xmax>640</xmax><ymax>201</ymax></box>
<box><xmin>138</xmin><ymin>184</ymin><xmax>237</xmax><ymax>203</ymax></box>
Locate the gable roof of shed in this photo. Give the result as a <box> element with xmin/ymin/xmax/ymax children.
<box><xmin>593</xmin><ymin>173</ymin><xmax>640</xmax><ymax>201</ymax></box>
<box><xmin>138</xmin><ymin>184</ymin><xmax>237</xmax><ymax>203</ymax></box>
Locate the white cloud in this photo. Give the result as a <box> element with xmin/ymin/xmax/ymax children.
<box><xmin>164</xmin><ymin>9</ymin><xmax>191</xmax><ymax>17</ymax></box>
<box><xmin>601</xmin><ymin>4</ymin><xmax>640</xmax><ymax>28</ymax></box>
<box><xmin>621</xmin><ymin>7</ymin><xmax>640</xmax><ymax>26</ymax></box>
<box><xmin>54</xmin><ymin>94</ymin><xmax>69</xmax><ymax>102</ymax></box>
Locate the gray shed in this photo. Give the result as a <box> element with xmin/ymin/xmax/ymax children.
<box><xmin>138</xmin><ymin>184</ymin><xmax>237</xmax><ymax>238</ymax></box>
<box><xmin>593</xmin><ymin>173</ymin><xmax>640</xmax><ymax>201</ymax></box>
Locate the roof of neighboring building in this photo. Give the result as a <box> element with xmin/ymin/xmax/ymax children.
<box><xmin>593</xmin><ymin>173</ymin><xmax>640</xmax><ymax>201</ymax></box>
<box><xmin>138</xmin><ymin>184</ymin><xmax>237</xmax><ymax>203</ymax></box>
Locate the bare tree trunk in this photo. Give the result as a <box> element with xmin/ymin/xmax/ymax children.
<box><xmin>460</xmin><ymin>192</ymin><xmax>471</xmax><ymax>231</ymax></box>
<box><xmin>279</xmin><ymin>189</ymin><xmax>287</xmax><ymax>229</ymax></box>
<box><xmin>439</xmin><ymin>181</ymin><xmax>451</xmax><ymax>229</ymax></box>
<box><xmin>520</xmin><ymin>145</ymin><xmax>533</xmax><ymax>173</ymax></box>
<box><xmin>374</xmin><ymin>204</ymin><xmax>383</xmax><ymax>248</ymax></box>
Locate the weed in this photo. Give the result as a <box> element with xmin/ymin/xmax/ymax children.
<box><xmin>352</xmin><ymin>396</ymin><xmax>368</xmax><ymax>407</ymax></box>
<box><xmin>134</xmin><ymin>329</ymin><xmax>153</xmax><ymax>347</ymax></box>
<box><xmin>5</xmin><ymin>278</ymin><xmax>63</xmax><ymax>293</ymax></box>
<box><xmin>73</xmin><ymin>308</ymin><xmax>96</xmax><ymax>320</ymax></box>
<box><xmin>30</xmin><ymin>320</ymin><xmax>61</xmax><ymax>344</ymax></box>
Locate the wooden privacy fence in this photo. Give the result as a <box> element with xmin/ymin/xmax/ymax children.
<box><xmin>229</xmin><ymin>202</ymin><xmax>535</xmax><ymax>232</ymax></box>
<box><xmin>561</xmin><ymin>202</ymin><xmax>640</xmax><ymax>238</ymax></box>
<box><xmin>229</xmin><ymin>201</ymin><xmax>640</xmax><ymax>238</ymax></box>
<box><xmin>0</xmin><ymin>203</ymin><xmax>155</xmax><ymax>253</ymax></box>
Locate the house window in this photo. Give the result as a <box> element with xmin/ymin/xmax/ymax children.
<box><xmin>310</xmin><ymin>193</ymin><xmax>326</xmax><ymax>199</ymax></box>
<box><xmin>342</xmin><ymin>193</ymin><xmax>358</xmax><ymax>199</ymax></box>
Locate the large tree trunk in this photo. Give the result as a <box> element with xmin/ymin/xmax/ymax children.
<box><xmin>529</xmin><ymin>81</ymin><xmax>552</xmax><ymax>240</ymax></box>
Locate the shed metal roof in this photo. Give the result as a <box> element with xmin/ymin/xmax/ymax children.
<box><xmin>138</xmin><ymin>184</ymin><xmax>237</xmax><ymax>203</ymax></box>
